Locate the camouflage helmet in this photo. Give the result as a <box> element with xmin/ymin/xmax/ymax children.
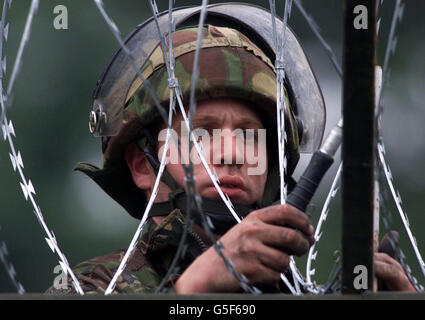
<box><xmin>79</xmin><ymin>3</ymin><xmax>326</xmax><ymax>219</ymax></box>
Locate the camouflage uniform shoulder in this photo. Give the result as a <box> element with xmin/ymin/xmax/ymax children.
<box><xmin>45</xmin><ymin>209</ymin><xmax>192</xmax><ymax>295</ymax></box>
<box><xmin>44</xmin><ymin>249</ymin><xmax>124</xmax><ymax>295</ymax></box>
<box><xmin>46</xmin><ymin>247</ymin><xmax>171</xmax><ymax>295</ymax></box>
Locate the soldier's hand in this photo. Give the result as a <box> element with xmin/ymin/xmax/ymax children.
<box><xmin>374</xmin><ymin>231</ymin><xmax>416</xmax><ymax>292</ymax></box>
<box><xmin>374</xmin><ymin>252</ymin><xmax>416</xmax><ymax>292</ymax></box>
<box><xmin>174</xmin><ymin>204</ymin><xmax>314</xmax><ymax>293</ymax></box>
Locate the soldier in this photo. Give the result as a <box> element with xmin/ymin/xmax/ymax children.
<box><xmin>46</xmin><ymin>4</ymin><xmax>415</xmax><ymax>294</ymax></box>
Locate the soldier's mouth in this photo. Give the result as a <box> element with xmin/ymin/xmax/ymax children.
<box><xmin>204</xmin><ymin>186</ymin><xmax>246</xmax><ymax>200</ymax></box>
<box><xmin>200</xmin><ymin>175</ymin><xmax>248</xmax><ymax>202</ymax></box>
<box><xmin>218</xmin><ymin>176</ymin><xmax>245</xmax><ymax>190</ymax></box>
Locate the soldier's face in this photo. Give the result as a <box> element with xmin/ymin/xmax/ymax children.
<box><xmin>157</xmin><ymin>98</ymin><xmax>268</xmax><ymax>205</ymax></box>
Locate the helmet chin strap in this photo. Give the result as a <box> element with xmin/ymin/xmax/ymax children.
<box><xmin>149</xmin><ymin>191</ymin><xmax>258</xmax><ymax>235</ymax></box>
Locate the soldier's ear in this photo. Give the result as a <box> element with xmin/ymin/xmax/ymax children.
<box><xmin>125</xmin><ymin>142</ymin><xmax>156</xmax><ymax>190</ymax></box>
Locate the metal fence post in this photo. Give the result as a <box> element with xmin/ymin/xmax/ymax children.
<box><xmin>342</xmin><ymin>0</ymin><xmax>377</xmax><ymax>294</ymax></box>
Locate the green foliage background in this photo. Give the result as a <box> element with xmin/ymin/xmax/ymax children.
<box><xmin>0</xmin><ymin>0</ymin><xmax>424</xmax><ymax>293</ymax></box>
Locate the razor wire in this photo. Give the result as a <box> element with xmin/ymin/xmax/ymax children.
<box><xmin>0</xmin><ymin>225</ymin><xmax>25</xmax><ymax>294</ymax></box>
<box><xmin>0</xmin><ymin>0</ymin><xmax>84</xmax><ymax>295</ymax></box>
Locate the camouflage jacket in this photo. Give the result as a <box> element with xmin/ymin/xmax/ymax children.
<box><xmin>45</xmin><ymin>209</ymin><xmax>207</xmax><ymax>295</ymax></box>
<box><xmin>45</xmin><ymin>208</ymin><xmax>294</xmax><ymax>294</ymax></box>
